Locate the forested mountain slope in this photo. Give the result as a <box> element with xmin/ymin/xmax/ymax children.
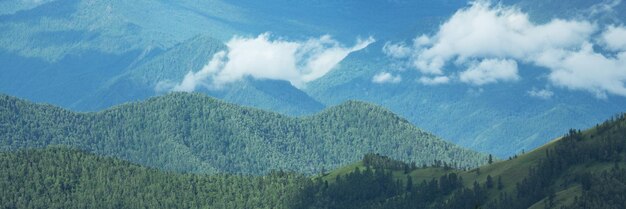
<box><xmin>3</xmin><ymin>114</ymin><xmax>625</xmax><ymax>209</ymax></box>
<box><xmin>0</xmin><ymin>93</ymin><xmax>486</xmax><ymax>174</ymax></box>
<box><xmin>318</xmin><ymin>113</ymin><xmax>626</xmax><ymax>208</ymax></box>
<box><xmin>0</xmin><ymin>147</ymin><xmax>308</xmax><ymax>209</ymax></box>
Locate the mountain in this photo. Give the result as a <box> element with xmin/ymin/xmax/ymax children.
<box><xmin>316</xmin><ymin>113</ymin><xmax>626</xmax><ymax>208</ymax></box>
<box><xmin>0</xmin><ymin>0</ymin><xmax>217</xmax><ymax>109</ymax></box>
<box><xmin>306</xmin><ymin>53</ymin><xmax>626</xmax><ymax>157</ymax></box>
<box><xmin>0</xmin><ymin>147</ymin><xmax>308</xmax><ymax>209</ymax></box>
<box><xmin>0</xmin><ymin>0</ymin><xmax>466</xmax><ymax>115</ymax></box>
<box><xmin>0</xmin><ymin>0</ymin><xmax>326</xmax><ymax>115</ymax></box>
<box><xmin>304</xmin><ymin>0</ymin><xmax>626</xmax><ymax>157</ymax></box>
<box><xmin>206</xmin><ymin>78</ymin><xmax>325</xmax><ymax>116</ymax></box>
<box><xmin>2</xmin><ymin>0</ymin><xmax>626</xmax><ymax>158</ymax></box>
<box><xmin>2</xmin><ymin>113</ymin><xmax>625</xmax><ymax>209</ymax></box>
<box><xmin>68</xmin><ymin>35</ymin><xmax>227</xmax><ymax>111</ymax></box>
<box><xmin>0</xmin><ymin>93</ymin><xmax>486</xmax><ymax>174</ymax></box>
<box><xmin>71</xmin><ymin>35</ymin><xmax>324</xmax><ymax>115</ymax></box>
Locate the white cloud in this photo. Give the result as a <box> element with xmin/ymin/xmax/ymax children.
<box><xmin>412</xmin><ymin>2</ymin><xmax>594</xmax><ymax>74</ymax></box>
<box><xmin>372</xmin><ymin>72</ymin><xmax>402</xmax><ymax>84</ymax></box>
<box><xmin>385</xmin><ymin>1</ymin><xmax>626</xmax><ymax>98</ymax></box>
<box><xmin>383</xmin><ymin>42</ymin><xmax>411</xmax><ymax>58</ymax></box>
<box><xmin>539</xmin><ymin>43</ymin><xmax>626</xmax><ymax>98</ymax></box>
<box><xmin>419</xmin><ymin>76</ymin><xmax>450</xmax><ymax>85</ymax></box>
<box><xmin>528</xmin><ymin>88</ymin><xmax>554</xmax><ymax>99</ymax></box>
<box><xmin>601</xmin><ymin>25</ymin><xmax>626</xmax><ymax>51</ymax></box>
<box><xmin>459</xmin><ymin>59</ymin><xmax>519</xmax><ymax>85</ymax></box>
<box><xmin>171</xmin><ymin>33</ymin><xmax>375</xmax><ymax>92</ymax></box>
<box><xmin>413</xmin><ymin>35</ymin><xmax>431</xmax><ymax>47</ymax></box>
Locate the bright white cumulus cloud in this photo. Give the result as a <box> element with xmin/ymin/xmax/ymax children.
<box><xmin>383</xmin><ymin>1</ymin><xmax>626</xmax><ymax>98</ymax></box>
<box><xmin>171</xmin><ymin>33</ymin><xmax>375</xmax><ymax>92</ymax></box>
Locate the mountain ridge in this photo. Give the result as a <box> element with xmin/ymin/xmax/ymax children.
<box><xmin>0</xmin><ymin>92</ymin><xmax>487</xmax><ymax>174</ymax></box>
<box><xmin>3</xmin><ymin>0</ymin><xmax>625</xmax><ymax>159</ymax></box>
<box><xmin>2</xmin><ymin>113</ymin><xmax>625</xmax><ymax>208</ymax></box>
<box><xmin>314</xmin><ymin>113</ymin><xmax>626</xmax><ymax>208</ymax></box>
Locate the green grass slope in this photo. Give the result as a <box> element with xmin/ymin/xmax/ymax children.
<box><xmin>0</xmin><ymin>92</ymin><xmax>486</xmax><ymax>174</ymax></box>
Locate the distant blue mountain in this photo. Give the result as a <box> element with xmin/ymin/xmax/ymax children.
<box><xmin>0</xmin><ymin>0</ymin><xmax>325</xmax><ymax>115</ymax></box>
<box><xmin>306</xmin><ymin>50</ymin><xmax>626</xmax><ymax>156</ymax></box>
<box><xmin>1</xmin><ymin>0</ymin><xmax>625</xmax><ymax>156</ymax></box>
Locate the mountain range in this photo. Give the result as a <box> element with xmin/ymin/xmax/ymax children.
<box><xmin>2</xmin><ymin>0</ymin><xmax>625</xmax><ymax>157</ymax></box>
<box><xmin>0</xmin><ymin>93</ymin><xmax>487</xmax><ymax>174</ymax></box>
<box><xmin>2</xmin><ymin>0</ymin><xmax>626</xmax><ymax>208</ymax></box>
<box><xmin>2</xmin><ymin>105</ymin><xmax>625</xmax><ymax>209</ymax></box>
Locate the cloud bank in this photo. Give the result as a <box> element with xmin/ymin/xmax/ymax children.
<box><xmin>383</xmin><ymin>1</ymin><xmax>626</xmax><ymax>98</ymax></box>
<box><xmin>172</xmin><ymin>33</ymin><xmax>375</xmax><ymax>92</ymax></box>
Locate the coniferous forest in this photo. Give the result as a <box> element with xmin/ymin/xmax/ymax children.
<box><xmin>0</xmin><ymin>93</ymin><xmax>486</xmax><ymax>174</ymax></box>
<box><xmin>2</xmin><ymin>93</ymin><xmax>626</xmax><ymax>208</ymax></box>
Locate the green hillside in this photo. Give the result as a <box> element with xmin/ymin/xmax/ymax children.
<box><xmin>2</xmin><ymin>114</ymin><xmax>625</xmax><ymax>208</ymax></box>
<box><xmin>319</xmin><ymin>113</ymin><xmax>626</xmax><ymax>208</ymax></box>
<box><xmin>4</xmin><ymin>113</ymin><xmax>625</xmax><ymax>209</ymax></box>
<box><xmin>0</xmin><ymin>147</ymin><xmax>309</xmax><ymax>209</ymax></box>
<box><xmin>0</xmin><ymin>93</ymin><xmax>486</xmax><ymax>174</ymax></box>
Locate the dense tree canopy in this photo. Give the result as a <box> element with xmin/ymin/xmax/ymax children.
<box><xmin>2</xmin><ymin>112</ymin><xmax>626</xmax><ymax>209</ymax></box>
<box><xmin>3</xmin><ymin>94</ymin><xmax>626</xmax><ymax>209</ymax></box>
<box><xmin>0</xmin><ymin>93</ymin><xmax>487</xmax><ymax>174</ymax></box>
<box><xmin>0</xmin><ymin>147</ymin><xmax>311</xmax><ymax>209</ymax></box>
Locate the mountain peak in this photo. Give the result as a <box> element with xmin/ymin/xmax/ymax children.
<box><xmin>315</xmin><ymin>99</ymin><xmax>408</xmax><ymax>124</ymax></box>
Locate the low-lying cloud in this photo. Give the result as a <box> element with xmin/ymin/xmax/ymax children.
<box><xmin>171</xmin><ymin>33</ymin><xmax>375</xmax><ymax>92</ymax></box>
<box><xmin>383</xmin><ymin>1</ymin><xmax>626</xmax><ymax>98</ymax></box>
